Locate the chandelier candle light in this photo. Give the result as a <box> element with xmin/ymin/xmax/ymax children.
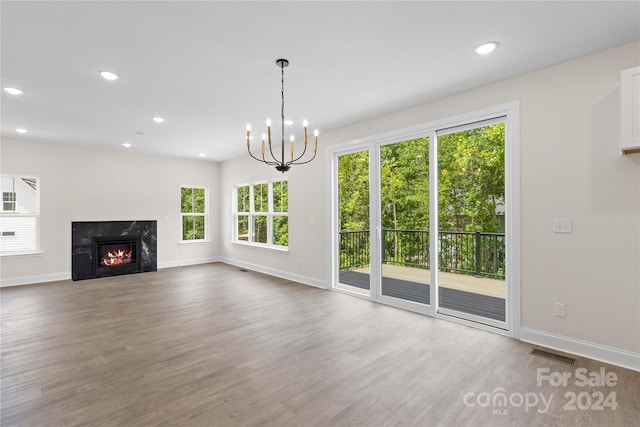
<box><xmin>246</xmin><ymin>58</ymin><xmax>318</xmax><ymax>172</ymax></box>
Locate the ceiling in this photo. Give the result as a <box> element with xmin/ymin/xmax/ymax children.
<box><xmin>2</xmin><ymin>1</ymin><xmax>639</xmax><ymax>162</ymax></box>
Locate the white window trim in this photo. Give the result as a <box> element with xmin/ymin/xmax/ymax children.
<box><xmin>233</xmin><ymin>178</ymin><xmax>288</xmax><ymax>250</ymax></box>
<box><xmin>180</xmin><ymin>186</ymin><xmax>209</xmax><ymax>243</ymax></box>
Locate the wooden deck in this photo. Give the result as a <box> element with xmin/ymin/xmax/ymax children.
<box><xmin>339</xmin><ymin>264</ymin><xmax>506</xmax><ymax>321</ymax></box>
<box><xmin>354</xmin><ymin>264</ymin><xmax>505</xmax><ymax>298</ymax></box>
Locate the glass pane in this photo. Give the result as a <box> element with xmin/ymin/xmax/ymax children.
<box><xmin>181</xmin><ymin>188</ymin><xmax>193</xmax><ymax>213</ymax></box>
<box><xmin>254</xmin><ymin>183</ymin><xmax>268</xmax><ymax>213</ymax></box>
<box><xmin>1</xmin><ymin>177</ymin><xmax>37</xmax><ymax>214</ymax></box>
<box><xmin>237</xmin><ymin>186</ymin><xmax>250</xmax><ymax>212</ymax></box>
<box><xmin>273</xmin><ymin>181</ymin><xmax>288</xmax><ymax>213</ymax></box>
<box><xmin>337</xmin><ymin>150</ymin><xmax>370</xmax><ymax>290</ymax></box>
<box><xmin>253</xmin><ymin>215</ymin><xmax>267</xmax><ymax>243</ymax></box>
<box><xmin>0</xmin><ymin>215</ymin><xmax>37</xmax><ymax>253</ymax></box>
<box><xmin>437</xmin><ymin>122</ymin><xmax>506</xmax><ymax>322</ymax></box>
<box><xmin>182</xmin><ymin>216</ymin><xmax>194</xmax><ymax>240</ymax></box>
<box><xmin>237</xmin><ymin>215</ymin><xmax>249</xmax><ymax>241</ymax></box>
<box><xmin>193</xmin><ymin>188</ymin><xmax>205</xmax><ymax>213</ymax></box>
<box><xmin>182</xmin><ymin>215</ymin><xmax>205</xmax><ymax>240</ymax></box>
<box><xmin>273</xmin><ymin>216</ymin><xmax>288</xmax><ymax>246</ymax></box>
<box><xmin>194</xmin><ymin>216</ymin><xmax>205</xmax><ymax>239</ymax></box>
<box><xmin>380</xmin><ymin>137</ymin><xmax>430</xmax><ymax>305</ymax></box>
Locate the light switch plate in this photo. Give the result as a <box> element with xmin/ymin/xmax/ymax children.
<box><xmin>553</xmin><ymin>219</ymin><xmax>572</xmax><ymax>233</ymax></box>
<box><xmin>554</xmin><ymin>303</ymin><xmax>566</xmax><ymax>318</ymax></box>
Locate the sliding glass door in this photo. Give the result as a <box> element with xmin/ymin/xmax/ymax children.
<box><xmin>331</xmin><ymin>105</ymin><xmax>516</xmax><ymax>332</ymax></box>
<box><xmin>435</xmin><ymin>119</ymin><xmax>507</xmax><ymax>328</ymax></box>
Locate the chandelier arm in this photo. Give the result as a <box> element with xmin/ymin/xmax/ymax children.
<box><xmin>248</xmin><ymin>147</ymin><xmax>280</xmax><ymax>166</ymax></box>
<box><xmin>288</xmin><ymin>142</ymin><xmax>310</xmax><ymax>164</ymax></box>
<box><xmin>288</xmin><ymin>149</ymin><xmax>317</xmax><ymax>166</ymax></box>
<box><xmin>266</xmin><ymin>142</ymin><xmax>284</xmax><ymax>167</ymax></box>
<box><xmin>247</xmin><ymin>147</ymin><xmax>266</xmax><ymax>162</ymax></box>
<box><xmin>261</xmin><ymin>148</ymin><xmax>281</xmax><ymax>165</ymax></box>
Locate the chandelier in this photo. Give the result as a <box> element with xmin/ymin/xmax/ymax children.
<box><xmin>246</xmin><ymin>58</ymin><xmax>318</xmax><ymax>172</ymax></box>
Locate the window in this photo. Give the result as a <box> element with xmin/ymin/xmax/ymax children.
<box><xmin>3</xmin><ymin>192</ymin><xmax>16</xmax><ymax>212</ymax></box>
<box><xmin>0</xmin><ymin>175</ymin><xmax>39</xmax><ymax>254</ymax></box>
<box><xmin>181</xmin><ymin>187</ymin><xmax>207</xmax><ymax>241</ymax></box>
<box><xmin>234</xmin><ymin>179</ymin><xmax>288</xmax><ymax>248</ymax></box>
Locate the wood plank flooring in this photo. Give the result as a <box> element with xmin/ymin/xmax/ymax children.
<box><xmin>1</xmin><ymin>263</ymin><xmax>639</xmax><ymax>426</ymax></box>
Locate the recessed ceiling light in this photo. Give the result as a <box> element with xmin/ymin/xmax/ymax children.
<box><xmin>284</xmin><ymin>120</ymin><xmax>293</xmax><ymax>126</ymax></box>
<box><xmin>99</xmin><ymin>71</ymin><xmax>119</xmax><ymax>81</ymax></box>
<box><xmin>199</xmin><ymin>153</ymin><xmax>206</xmax><ymax>158</ymax></box>
<box><xmin>474</xmin><ymin>42</ymin><xmax>498</xmax><ymax>55</ymax></box>
<box><xmin>152</xmin><ymin>116</ymin><xmax>165</xmax><ymax>123</ymax></box>
<box><xmin>3</xmin><ymin>87</ymin><xmax>24</xmax><ymax>95</ymax></box>
<box><xmin>122</xmin><ymin>142</ymin><xmax>132</xmax><ymax>148</ymax></box>
<box><xmin>15</xmin><ymin>128</ymin><xmax>29</xmax><ymax>134</ymax></box>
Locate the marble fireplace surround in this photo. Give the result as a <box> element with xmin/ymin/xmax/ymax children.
<box><xmin>72</xmin><ymin>220</ymin><xmax>157</xmax><ymax>281</ymax></box>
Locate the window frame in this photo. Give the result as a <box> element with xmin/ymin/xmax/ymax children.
<box><xmin>180</xmin><ymin>186</ymin><xmax>209</xmax><ymax>243</ymax></box>
<box><xmin>233</xmin><ymin>178</ymin><xmax>288</xmax><ymax>250</ymax></box>
<box><xmin>0</xmin><ymin>174</ymin><xmax>40</xmax><ymax>256</ymax></box>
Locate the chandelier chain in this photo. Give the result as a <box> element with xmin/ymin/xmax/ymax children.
<box><xmin>281</xmin><ymin>62</ymin><xmax>285</xmax><ymax>122</ymax></box>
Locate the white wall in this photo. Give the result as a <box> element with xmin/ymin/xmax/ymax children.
<box><xmin>220</xmin><ymin>41</ymin><xmax>640</xmax><ymax>358</ymax></box>
<box><xmin>0</xmin><ymin>139</ymin><xmax>220</xmax><ymax>284</ymax></box>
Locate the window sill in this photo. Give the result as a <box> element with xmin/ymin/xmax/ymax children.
<box><xmin>232</xmin><ymin>241</ymin><xmax>289</xmax><ymax>252</ymax></box>
<box><xmin>0</xmin><ymin>250</ymin><xmax>44</xmax><ymax>258</ymax></box>
<box><xmin>178</xmin><ymin>240</ymin><xmax>211</xmax><ymax>245</ymax></box>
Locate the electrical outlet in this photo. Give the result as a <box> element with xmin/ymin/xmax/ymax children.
<box><xmin>554</xmin><ymin>303</ymin><xmax>566</xmax><ymax>318</ymax></box>
<box><xmin>553</xmin><ymin>219</ymin><xmax>572</xmax><ymax>233</ymax></box>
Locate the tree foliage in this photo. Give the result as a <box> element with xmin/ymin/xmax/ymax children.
<box><xmin>438</xmin><ymin>123</ymin><xmax>504</xmax><ymax>233</ymax></box>
<box><xmin>338</xmin><ymin>151</ymin><xmax>370</xmax><ymax>231</ymax></box>
<box><xmin>338</xmin><ymin>123</ymin><xmax>505</xmax><ymax>233</ymax></box>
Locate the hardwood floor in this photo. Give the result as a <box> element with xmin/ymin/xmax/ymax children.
<box><xmin>2</xmin><ymin>263</ymin><xmax>639</xmax><ymax>426</ymax></box>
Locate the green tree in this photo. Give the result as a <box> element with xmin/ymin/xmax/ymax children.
<box><xmin>338</xmin><ymin>151</ymin><xmax>369</xmax><ymax>231</ymax></box>
<box><xmin>438</xmin><ymin>123</ymin><xmax>504</xmax><ymax>233</ymax></box>
<box><xmin>380</xmin><ymin>137</ymin><xmax>429</xmax><ymax>230</ymax></box>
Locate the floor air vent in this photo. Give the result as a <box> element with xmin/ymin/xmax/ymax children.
<box><xmin>530</xmin><ymin>348</ymin><xmax>577</xmax><ymax>366</ymax></box>
<box><xmin>238</xmin><ymin>269</ymin><xmax>248</xmax><ymax>272</ymax></box>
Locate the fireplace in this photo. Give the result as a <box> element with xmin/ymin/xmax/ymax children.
<box><xmin>72</xmin><ymin>220</ymin><xmax>157</xmax><ymax>281</ymax></box>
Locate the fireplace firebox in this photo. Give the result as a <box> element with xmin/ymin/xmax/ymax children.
<box><xmin>72</xmin><ymin>220</ymin><xmax>157</xmax><ymax>281</ymax></box>
<box><xmin>92</xmin><ymin>236</ymin><xmax>142</xmax><ymax>277</ymax></box>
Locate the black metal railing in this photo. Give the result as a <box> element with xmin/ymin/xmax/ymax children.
<box><xmin>339</xmin><ymin>229</ymin><xmax>505</xmax><ymax>279</ymax></box>
<box><xmin>339</xmin><ymin>230</ymin><xmax>371</xmax><ymax>271</ymax></box>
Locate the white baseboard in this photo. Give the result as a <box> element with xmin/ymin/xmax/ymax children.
<box><xmin>520</xmin><ymin>327</ymin><xmax>640</xmax><ymax>372</ymax></box>
<box><xmin>1</xmin><ymin>272</ymin><xmax>71</xmax><ymax>287</ymax></box>
<box><xmin>158</xmin><ymin>256</ymin><xmax>220</xmax><ymax>269</ymax></box>
<box><xmin>218</xmin><ymin>257</ymin><xmax>327</xmax><ymax>289</ymax></box>
<box><xmin>1</xmin><ymin>257</ymin><xmax>222</xmax><ymax>287</ymax></box>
